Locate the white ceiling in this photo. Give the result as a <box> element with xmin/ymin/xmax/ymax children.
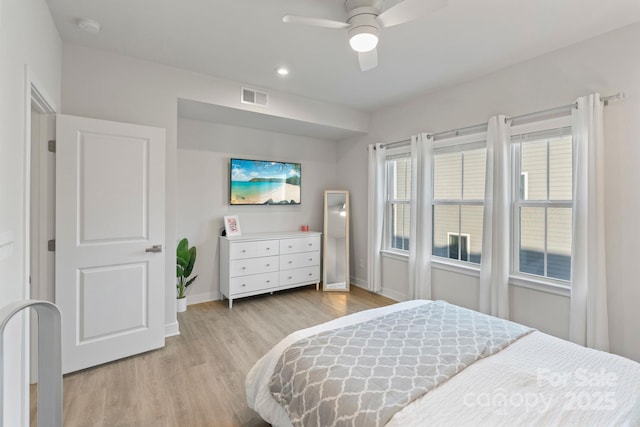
<box><xmin>48</xmin><ymin>0</ymin><xmax>640</xmax><ymax>113</ymax></box>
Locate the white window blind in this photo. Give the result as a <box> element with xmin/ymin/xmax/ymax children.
<box><xmin>512</xmin><ymin>126</ymin><xmax>573</xmax><ymax>281</ymax></box>
<box><xmin>432</xmin><ymin>145</ymin><xmax>486</xmax><ymax>264</ymax></box>
<box><xmin>386</xmin><ymin>154</ymin><xmax>411</xmax><ymax>251</ymax></box>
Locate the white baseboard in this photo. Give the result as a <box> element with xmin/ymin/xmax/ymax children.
<box><xmin>350</xmin><ymin>276</ymin><xmax>404</xmax><ymax>302</ymax></box>
<box><xmin>187</xmin><ymin>290</ymin><xmax>221</xmax><ymax>305</ymax></box>
<box><xmin>350</xmin><ymin>276</ymin><xmax>367</xmax><ymax>288</ymax></box>
<box><xmin>164</xmin><ymin>321</ymin><xmax>180</xmax><ymax>337</ymax></box>
<box><xmin>377</xmin><ymin>288</ymin><xmax>406</xmax><ymax>302</ymax></box>
<box><xmin>165</xmin><ymin>292</ymin><xmax>221</xmax><ymax>338</ymax></box>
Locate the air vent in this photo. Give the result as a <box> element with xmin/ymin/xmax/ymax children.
<box><xmin>241</xmin><ymin>88</ymin><xmax>268</xmax><ymax>107</ymax></box>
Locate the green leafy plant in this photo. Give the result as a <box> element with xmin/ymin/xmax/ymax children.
<box><xmin>176</xmin><ymin>238</ymin><xmax>197</xmax><ymax>299</ymax></box>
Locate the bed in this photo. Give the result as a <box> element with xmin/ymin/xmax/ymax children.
<box><xmin>246</xmin><ymin>300</ymin><xmax>640</xmax><ymax>426</ymax></box>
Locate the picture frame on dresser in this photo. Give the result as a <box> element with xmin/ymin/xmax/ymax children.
<box><xmin>223</xmin><ymin>215</ymin><xmax>242</xmax><ymax>236</ymax></box>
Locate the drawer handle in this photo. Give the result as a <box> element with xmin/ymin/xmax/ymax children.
<box><xmin>308</xmin><ymin>243</ymin><xmax>313</xmax><ymax>246</ymax></box>
<box><xmin>288</xmin><ymin>276</ymin><xmax>292</xmax><ymax>280</ymax></box>
<box><xmin>241</xmin><ymin>249</ymin><xmax>246</xmax><ymax>253</ymax></box>
<box><xmin>309</xmin><ymin>258</ymin><xmax>313</xmax><ymax>261</ymax></box>
<box><xmin>266</xmin><ymin>247</ymin><xmax>271</xmax><ymax>250</ymax></box>
<box><xmin>266</xmin><ymin>280</ymin><xmax>270</xmax><ymax>283</ymax></box>
<box><xmin>288</xmin><ymin>261</ymin><xmax>293</xmax><ymax>264</ymax></box>
<box><xmin>241</xmin><ymin>284</ymin><xmax>246</xmax><ymax>287</ymax></box>
<box><xmin>241</xmin><ymin>267</ymin><xmax>246</xmax><ymax>270</ymax></box>
<box><xmin>266</xmin><ymin>264</ymin><xmax>270</xmax><ymax>267</ymax></box>
<box><xmin>308</xmin><ymin>273</ymin><xmax>313</xmax><ymax>276</ymax></box>
<box><xmin>288</xmin><ymin>245</ymin><xmax>292</xmax><ymax>248</ymax></box>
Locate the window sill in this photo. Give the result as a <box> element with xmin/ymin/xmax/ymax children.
<box><xmin>380</xmin><ymin>250</ymin><xmax>409</xmax><ymax>262</ymax></box>
<box><xmin>431</xmin><ymin>257</ymin><xmax>480</xmax><ymax>277</ymax></box>
<box><xmin>509</xmin><ymin>274</ymin><xmax>571</xmax><ymax>297</ymax></box>
<box><xmin>378</xmin><ymin>251</ymin><xmax>571</xmax><ymax>298</ymax></box>
<box><xmin>380</xmin><ymin>252</ymin><xmax>483</xmax><ymax>278</ymax></box>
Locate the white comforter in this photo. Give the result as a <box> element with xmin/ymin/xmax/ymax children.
<box><xmin>246</xmin><ymin>301</ymin><xmax>640</xmax><ymax>426</ymax></box>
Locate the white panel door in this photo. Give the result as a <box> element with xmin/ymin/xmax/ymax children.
<box><xmin>55</xmin><ymin>114</ymin><xmax>166</xmax><ymax>374</ymax></box>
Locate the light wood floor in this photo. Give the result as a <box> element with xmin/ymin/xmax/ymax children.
<box><xmin>32</xmin><ymin>286</ymin><xmax>395</xmax><ymax>426</ymax></box>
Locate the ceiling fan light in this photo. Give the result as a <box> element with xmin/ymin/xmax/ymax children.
<box><xmin>349</xmin><ymin>27</ymin><xmax>379</xmax><ymax>52</ymax></box>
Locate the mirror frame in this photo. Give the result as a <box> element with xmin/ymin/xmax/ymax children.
<box><xmin>322</xmin><ymin>190</ymin><xmax>350</xmax><ymax>292</ymax></box>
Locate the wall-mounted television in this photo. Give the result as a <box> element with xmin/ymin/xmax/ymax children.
<box><xmin>229</xmin><ymin>158</ymin><xmax>301</xmax><ymax>205</ymax></box>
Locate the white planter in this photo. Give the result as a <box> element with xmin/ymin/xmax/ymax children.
<box><xmin>176</xmin><ymin>297</ymin><xmax>187</xmax><ymax>312</ymax></box>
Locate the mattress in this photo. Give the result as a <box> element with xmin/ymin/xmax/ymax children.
<box><xmin>246</xmin><ymin>300</ymin><xmax>640</xmax><ymax>426</ymax></box>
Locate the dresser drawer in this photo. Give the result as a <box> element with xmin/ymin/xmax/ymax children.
<box><xmin>280</xmin><ymin>251</ymin><xmax>320</xmax><ymax>271</ymax></box>
<box><xmin>229</xmin><ymin>240</ymin><xmax>279</xmax><ymax>260</ymax></box>
<box><xmin>230</xmin><ymin>272</ymin><xmax>279</xmax><ymax>295</ymax></box>
<box><xmin>220</xmin><ymin>232</ymin><xmax>322</xmax><ymax>308</ymax></box>
<box><xmin>280</xmin><ymin>266</ymin><xmax>320</xmax><ymax>286</ymax></box>
<box><xmin>279</xmin><ymin>236</ymin><xmax>321</xmax><ymax>255</ymax></box>
<box><xmin>230</xmin><ymin>256</ymin><xmax>279</xmax><ymax>277</ymax></box>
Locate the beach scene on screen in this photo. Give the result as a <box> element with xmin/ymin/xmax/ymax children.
<box><xmin>230</xmin><ymin>159</ymin><xmax>301</xmax><ymax>205</ymax></box>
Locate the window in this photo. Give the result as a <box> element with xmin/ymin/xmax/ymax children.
<box><xmin>512</xmin><ymin>127</ymin><xmax>572</xmax><ymax>281</ymax></box>
<box><xmin>520</xmin><ymin>172</ymin><xmax>529</xmax><ymax>200</ymax></box>
<box><xmin>447</xmin><ymin>232</ymin><xmax>470</xmax><ymax>261</ymax></box>
<box><xmin>386</xmin><ymin>154</ymin><xmax>411</xmax><ymax>251</ymax></box>
<box><xmin>432</xmin><ymin>145</ymin><xmax>486</xmax><ymax>264</ymax></box>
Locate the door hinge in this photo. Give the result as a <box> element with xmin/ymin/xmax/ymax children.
<box><xmin>48</xmin><ymin>239</ymin><xmax>55</xmax><ymax>252</ymax></box>
<box><xmin>48</xmin><ymin>140</ymin><xmax>56</xmax><ymax>153</ymax></box>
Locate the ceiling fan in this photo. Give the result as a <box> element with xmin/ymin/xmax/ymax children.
<box><xmin>282</xmin><ymin>0</ymin><xmax>447</xmax><ymax>71</ymax></box>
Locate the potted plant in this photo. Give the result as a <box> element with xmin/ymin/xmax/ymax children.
<box><xmin>176</xmin><ymin>238</ymin><xmax>197</xmax><ymax>312</ymax></box>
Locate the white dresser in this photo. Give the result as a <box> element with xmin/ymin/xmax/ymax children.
<box><xmin>219</xmin><ymin>232</ymin><xmax>321</xmax><ymax>308</ymax></box>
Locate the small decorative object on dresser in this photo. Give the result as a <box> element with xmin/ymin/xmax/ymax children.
<box><xmin>219</xmin><ymin>232</ymin><xmax>321</xmax><ymax>308</ymax></box>
<box><xmin>176</xmin><ymin>238</ymin><xmax>197</xmax><ymax>312</ymax></box>
<box><xmin>224</xmin><ymin>215</ymin><xmax>242</xmax><ymax>236</ymax></box>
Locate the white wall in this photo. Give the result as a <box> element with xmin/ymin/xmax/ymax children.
<box><xmin>0</xmin><ymin>0</ymin><xmax>61</xmax><ymax>424</ymax></box>
<box><xmin>61</xmin><ymin>44</ymin><xmax>367</xmax><ymax>335</ymax></box>
<box><xmin>176</xmin><ymin>118</ymin><xmax>339</xmax><ymax>304</ymax></box>
<box><xmin>337</xmin><ymin>23</ymin><xmax>640</xmax><ymax>362</ymax></box>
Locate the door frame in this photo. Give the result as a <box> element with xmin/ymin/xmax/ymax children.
<box><xmin>30</xmin><ymin>83</ymin><xmax>56</xmax><ymax>303</ymax></box>
<box><xmin>23</xmin><ymin>65</ymin><xmax>57</xmax><ymax>426</ymax></box>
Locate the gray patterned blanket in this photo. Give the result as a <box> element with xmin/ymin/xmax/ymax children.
<box><xmin>269</xmin><ymin>301</ymin><xmax>533</xmax><ymax>427</ymax></box>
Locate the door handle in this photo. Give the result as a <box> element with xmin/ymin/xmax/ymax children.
<box><xmin>145</xmin><ymin>245</ymin><xmax>163</xmax><ymax>253</ymax></box>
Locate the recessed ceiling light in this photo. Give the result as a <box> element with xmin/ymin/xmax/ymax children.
<box><xmin>77</xmin><ymin>18</ymin><xmax>101</xmax><ymax>33</ymax></box>
<box><xmin>276</xmin><ymin>66</ymin><xmax>290</xmax><ymax>76</ymax></box>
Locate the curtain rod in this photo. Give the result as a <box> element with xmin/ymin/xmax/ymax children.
<box><xmin>375</xmin><ymin>92</ymin><xmax>624</xmax><ymax>150</ymax></box>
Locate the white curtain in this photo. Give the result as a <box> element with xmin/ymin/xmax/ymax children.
<box><xmin>569</xmin><ymin>93</ymin><xmax>609</xmax><ymax>351</ymax></box>
<box><xmin>479</xmin><ymin>115</ymin><xmax>511</xmax><ymax>319</ymax></box>
<box><xmin>408</xmin><ymin>134</ymin><xmax>433</xmax><ymax>300</ymax></box>
<box><xmin>367</xmin><ymin>143</ymin><xmax>387</xmax><ymax>292</ymax></box>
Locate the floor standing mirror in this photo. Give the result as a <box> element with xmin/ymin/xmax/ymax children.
<box><xmin>323</xmin><ymin>190</ymin><xmax>350</xmax><ymax>291</ymax></box>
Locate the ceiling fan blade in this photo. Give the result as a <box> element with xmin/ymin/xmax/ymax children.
<box><xmin>378</xmin><ymin>0</ymin><xmax>447</xmax><ymax>28</ymax></box>
<box><xmin>358</xmin><ymin>49</ymin><xmax>378</xmax><ymax>72</ymax></box>
<box><xmin>282</xmin><ymin>15</ymin><xmax>350</xmax><ymax>29</ymax></box>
